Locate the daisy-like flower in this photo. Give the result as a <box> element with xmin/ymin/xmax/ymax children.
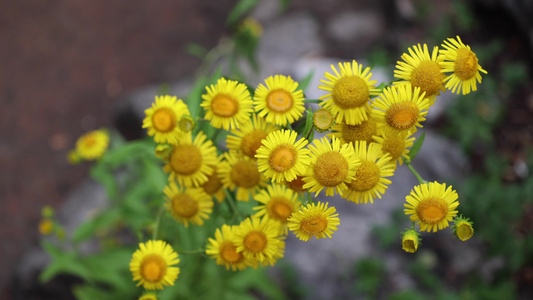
<box><xmin>226</xmin><ymin>114</ymin><xmax>279</xmax><ymax>159</ymax></box>
<box><xmin>163</xmin><ymin>182</ymin><xmax>213</xmax><ymax>227</ymax></box>
<box><xmin>253</xmin><ymin>184</ymin><xmax>302</xmax><ymax>234</ymax></box>
<box><xmin>206</xmin><ymin>224</ymin><xmax>250</xmax><ymax>271</ymax></box>
<box><xmin>303</xmin><ymin>137</ymin><xmax>360</xmax><ymax>197</ymax></box>
<box><xmin>327</xmin><ymin>111</ymin><xmax>378</xmax><ymax>145</ymax></box>
<box><xmin>142</xmin><ymin>95</ymin><xmax>191</xmax><ymax>144</ymax></box>
<box><xmin>75</xmin><ymin>129</ymin><xmax>110</xmax><ymax>160</ymax></box>
<box><xmin>394</xmin><ymin>43</ymin><xmax>446</xmax><ymax>105</ymax></box>
<box><xmin>139</xmin><ymin>292</ymin><xmax>158</xmax><ymax>300</ymax></box>
<box><xmin>287</xmin><ymin>201</ymin><xmax>340</xmax><ymax>241</ymax></box>
<box><xmin>341</xmin><ymin>141</ymin><xmax>395</xmax><ymax>204</ymax></box>
<box><xmin>218</xmin><ymin>151</ymin><xmax>268</xmax><ymax>202</ymax></box>
<box><xmin>284</xmin><ymin>175</ymin><xmax>308</xmax><ymax>195</ymax></box>
<box><xmin>234</xmin><ymin>217</ymin><xmax>285</xmax><ymax>266</ymax></box>
<box><xmin>163</xmin><ymin>131</ymin><xmax>217</xmax><ymax>187</ymax></box>
<box><xmin>373</xmin><ymin>131</ymin><xmax>416</xmax><ymax>167</ymax></box>
<box><xmin>401</xmin><ymin>229</ymin><xmax>421</xmax><ymax>253</ymax></box>
<box><xmin>201</xmin><ymin>77</ymin><xmax>253</xmax><ymax>130</ymax></box>
<box><xmin>452</xmin><ymin>215</ymin><xmax>474</xmax><ymax>241</ymax></box>
<box><xmin>372</xmin><ymin>85</ymin><xmax>429</xmax><ymax>136</ymax></box>
<box><xmin>256</xmin><ymin>129</ymin><xmax>310</xmax><ymax>183</ymax></box>
<box><xmin>439</xmin><ymin>36</ymin><xmax>487</xmax><ymax>95</ymax></box>
<box><xmin>254</xmin><ymin>75</ymin><xmax>305</xmax><ymax>126</ymax></box>
<box><xmin>319</xmin><ymin>60</ymin><xmax>380</xmax><ymax>125</ymax></box>
<box><xmin>129</xmin><ymin>240</ymin><xmax>180</xmax><ymax>290</ymax></box>
<box><xmin>200</xmin><ymin>164</ymin><xmax>225</xmax><ymax>203</ymax></box>
<box><xmin>313</xmin><ymin>108</ymin><xmax>335</xmax><ymax>132</ymax></box>
<box><xmin>38</xmin><ymin>219</ymin><xmax>54</xmax><ymax>235</ymax></box>
<box><xmin>404</xmin><ymin>182</ymin><xmax>460</xmax><ymax>232</ymax></box>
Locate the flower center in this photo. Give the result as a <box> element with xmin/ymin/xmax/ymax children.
<box><xmin>171</xmin><ymin>194</ymin><xmax>199</xmax><ymax>218</ymax></box>
<box><xmin>341</xmin><ymin>119</ymin><xmax>376</xmax><ymax>144</ymax></box>
<box><xmin>220</xmin><ymin>241</ymin><xmax>243</xmax><ymax>263</ymax></box>
<box><xmin>313</xmin><ymin>151</ymin><xmax>349</xmax><ymax>187</ymax></box>
<box><xmin>332</xmin><ymin>75</ymin><xmax>369</xmax><ymax>109</ymax></box>
<box><xmin>454</xmin><ymin>48</ymin><xmax>479</xmax><ymax>80</ymax></box>
<box><xmin>266</xmin><ymin>89</ymin><xmax>294</xmax><ymax>113</ymax></box>
<box><xmin>230</xmin><ymin>160</ymin><xmax>261</xmax><ymax>188</ymax></box>
<box><xmin>385</xmin><ymin>102</ymin><xmax>420</xmax><ymax>130</ymax></box>
<box><xmin>201</xmin><ymin>170</ymin><xmax>223</xmax><ymax>195</ymax></box>
<box><xmin>267</xmin><ymin>197</ymin><xmax>293</xmax><ymax>222</ymax></box>
<box><xmin>269</xmin><ymin>145</ymin><xmax>298</xmax><ymax>172</ymax></box>
<box><xmin>381</xmin><ymin>135</ymin><xmax>404</xmax><ymax>161</ymax></box>
<box><xmin>140</xmin><ymin>254</ymin><xmax>167</xmax><ymax>283</ymax></box>
<box><xmin>211</xmin><ymin>94</ymin><xmax>239</xmax><ymax>117</ymax></box>
<box><xmin>301</xmin><ymin>215</ymin><xmax>327</xmax><ymax>234</ymax></box>
<box><xmin>169</xmin><ymin>144</ymin><xmax>203</xmax><ymax>175</ymax></box>
<box><xmin>313</xmin><ymin>109</ymin><xmax>334</xmax><ymax>130</ymax></box>
<box><xmin>416</xmin><ymin>197</ymin><xmax>448</xmax><ymax>224</ymax></box>
<box><xmin>152</xmin><ymin>107</ymin><xmax>177</xmax><ymax>133</ymax></box>
<box><xmin>243</xmin><ymin>231</ymin><xmax>267</xmax><ymax>253</ymax></box>
<box><xmin>241</xmin><ymin>130</ymin><xmax>268</xmax><ymax>158</ymax></box>
<box><xmin>349</xmin><ymin>160</ymin><xmax>380</xmax><ymax>191</ymax></box>
<box><xmin>286</xmin><ymin>175</ymin><xmax>306</xmax><ymax>193</ymax></box>
<box><xmin>83</xmin><ymin>134</ymin><xmax>97</xmax><ymax>148</ymax></box>
<box><xmin>410</xmin><ymin>60</ymin><xmax>443</xmax><ymax>97</ymax></box>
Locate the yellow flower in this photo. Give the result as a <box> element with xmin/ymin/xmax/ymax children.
<box><xmin>256</xmin><ymin>129</ymin><xmax>310</xmax><ymax>183</ymax></box>
<box><xmin>371</xmin><ymin>85</ymin><xmax>429</xmax><ymax>136</ymax></box>
<box><xmin>67</xmin><ymin>149</ymin><xmax>81</xmax><ymax>165</ymax></box>
<box><xmin>319</xmin><ymin>60</ymin><xmax>380</xmax><ymax>125</ymax></box>
<box><xmin>200</xmin><ymin>164</ymin><xmax>226</xmax><ymax>203</ymax></box>
<box><xmin>404</xmin><ymin>182</ymin><xmax>459</xmax><ymax>232</ymax></box>
<box><xmin>164</xmin><ymin>182</ymin><xmax>213</xmax><ymax>227</ymax></box>
<box><xmin>253</xmin><ymin>184</ymin><xmax>302</xmax><ymax>234</ymax></box>
<box><xmin>439</xmin><ymin>36</ymin><xmax>487</xmax><ymax>95</ymax></box>
<box><xmin>287</xmin><ymin>202</ymin><xmax>340</xmax><ymax>241</ymax></box>
<box><xmin>129</xmin><ymin>240</ymin><xmax>180</xmax><ymax>290</ymax></box>
<box><xmin>401</xmin><ymin>229</ymin><xmax>421</xmax><ymax>253</ymax></box>
<box><xmin>75</xmin><ymin>129</ymin><xmax>110</xmax><ymax>160</ymax></box>
<box><xmin>452</xmin><ymin>215</ymin><xmax>474</xmax><ymax>241</ymax></box>
<box><xmin>218</xmin><ymin>151</ymin><xmax>268</xmax><ymax>202</ymax></box>
<box><xmin>201</xmin><ymin>77</ymin><xmax>253</xmax><ymax>130</ymax></box>
<box><xmin>139</xmin><ymin>292</ymin><xmax>158</xmax><ymax>300</ymax></box>
<box><xmin>235</xmin><ymin>217</ymin><xmax>285</xmax><ymax>267</ymax></box>
<box><xmin>226</xmin><ymin>114</ymin><xmax>279</xmax><ymax>159</ymax></box>
<box><xmin>284</xmin><ymin>175</ymin><xmax>308</xmax><ymax>195</ymax></box>
<box><xmin>239</xmin><ymin>17</ymin><xmax>263</xmax><ymax>38</ymax></box>
<box><xmin>313</xmin><ymin>108</ymin><xmax>335</xmax><ymax>132</ymax></box>
<box><xmin>372</xmin><ymin>132</ymin><xmax>416</xmax><ymax>167</ymax></box>
<box><xmin>38</xmin><ymin>219</ymin><xmax>54</xmax><ymax>235</ymax></box>
<box><xmin>254</xmin><ymin>75</ymin><xmax>306</xmax><ymax>126</ymax></box>
<box><xmin>143</xmin><ymin>95</ymin><xmax>191</xmax><ymax>145</ymax></box>
<box><xmin>163</xmin><ymin>131</ymin><xmax>217</xmax><ymax>187</ymax></box>
<box><xmin>341</xmin><ymin>141</ymin><xmax>395</xmax><ymax>204</ymax></box>
<box><xmin>327</xmin><ymin>112</ymin><xmax>378</xmax><ymax>145</ymax></box>
<box><xmin>303</xmin><ymin>137</ymin><xmax>360</xmax><ymax>197</ymax></box>
<box><xmin>206</xmin><ymin>224</ymin><xmax>250</xmax><ymax>271</ymax></box>
<box><xmin>394</xmin><ymin>43</ymin><xmax>446</xmax><ymax>105</ymax></box>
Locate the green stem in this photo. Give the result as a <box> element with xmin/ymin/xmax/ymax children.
<box><xmin>405</xmin><ymin>161</ymin><xmax>428</xmax><ymax>185</ymax></box>
<box><xmin>152</xmin><ymin>206</ymin><xmax>166</xmax><ymax>240</ymax></box>
<box><xmin>224</xmin><ymin>189</ymin><xmax>243</xmax><ymax>222</ymax></box>
<box><xmin>176</xmin><ymin>248</ymin><xmax>206</xmax><ymax>255</ymax></box>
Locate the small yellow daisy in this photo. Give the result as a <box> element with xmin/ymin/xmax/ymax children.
<box><xmin>163</xmin><ymin>182</ymin><xmax>213</xmax><ymax>227</ymax></box>
<box><xmin>139</xmin><ymin>292</ymin><xmax>158</xmax><ymax>300</ymax></box>
<box><xmin>75</xmin><ymin>129</ymin><xmax>110</xmax><ymax>160</ymax></box>
<box><xmin>200</xmin><ymin>164</ymin><xmax>226</xmax><ymax>203</ymax></box>
<box><xmin>256</xmin><ymin>129</ymin><xmax>310</xmax><ymax>183</ymax></box>
<box><xmin>201</xmin><ymin>77</ymin><xmax>253</xmax><ymax>130</ymax></box>
<box><xmin>287</xmin><ymin>201</ymin><xmax>340</xmax><ymax>241</ymax></box>
<box><xmin>129</xmin><ymin>240</ymin><xmax>180</xmax><ymax>290</ymax></box>
<box><xmin>401</xmin><ymin>229</ymin><xmax>421</xmax><ymax>253</ymax></box>
<box><xmin>226</xmin><ymin>114</ymin><xmax>279</xmax><ymax>159</ymax></box>
<box><xmin>234</xmin><ymin>217</ymin><xmax>285</xmax><ymax>266</ymax></box>
<box><xmin>142</xmin><ymin>95</ymin><xmax>191</xmax><ymax>144</ymax></box>
<box><xmin>206</xmin><ymin>224</ymin><xmax>250</xmax><ymax>271</ymax></box>
<box><xmin>439</xmin><ymin>36</ymin><xmax>487</xmax><ymax>95</ymax></box>
<box><xmin>327</xmin><ymin>112</ymin><xmax>378</xmax><ymax>145</ymax></box>
<box><xmin>218</xmin><ymin>151</ymin><xmax>268</xmax><ymax>202</ymax></box>
<box><xmin>303</xmin><ymin>137</ymin><xmax>360</xmax><ymax>197</ymax></box>
<box><xmin>313</xmin><ymin>108</ymin><xmax>336</xmax><ymax>132</ymax></box>
<box><xmin>372</xmin><ymin>131</ymin><xmax>416</xmax><ymax>167</ymax></box>
<box><xmin>341</xmin><ymin>141</ymin><xmax>395</xmax><ymax>204</ymax></box>
<box><xmin>252</xmin><ymin>184</ymin><xmax>302</xmax><ymax>234</ymax></box>
<box><xmin>452</xmin><ymin>215</ymin><xmax>474</xmax><ymax>241</ymax></box>
<box><xmin>404</xmin><ymin>182</ymin><xmax>460</xmax><ymax>232</ymax></box>
<box><xmin>254</xmin><ymin>75</ymin><xmax>305</xmax><ymax>126</ymax></box>
<box><xmin>319</xmin><ymin>60</ymin><xmax>380</xmax><ymax>125</ymax></box>
<box><xmin>163</xmin><ymin>131</ymin><xmax>217</xmax><ymax>187</ymax></box>
<box><xmin>38</xmin><ymin>219</ymin><xmax>54</xmax><ymax>235</ymax></box>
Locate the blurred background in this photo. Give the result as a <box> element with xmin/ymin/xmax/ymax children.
<box><xmin>1</xmin><ymin>0</ymin><xmax>532</xmax><ymax>299</ymax></box>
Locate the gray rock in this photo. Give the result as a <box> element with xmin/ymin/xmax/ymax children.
<box><xmin>326</xmin><ymin>11</ymin><xmax>385</xmax><ymax>48</ymax></box>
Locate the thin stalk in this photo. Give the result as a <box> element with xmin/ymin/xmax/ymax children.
<box><xmin>405</xmin><ymin>161</ymin><xmax>427</xmax><ymax>185</ymax></box>
<box><xmin>152</xmin><ymin>206</ymin><xmax>166</xmax><ymax>240</ymax></box>
<box><xmin>224</xmin><ymin>189</ymin><xmax>243</xmax><ymax>222</ymax></box>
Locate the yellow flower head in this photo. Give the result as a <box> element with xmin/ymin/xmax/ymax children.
<box><xmin>235</xmin><ymin>217</ymin><xmax>286</xmax><ymax>267</ymax></box>
<box><xmin>254</xmin><ymin>75</ymin><xmax>306</xmax><ymax>126</ymax></box>
<box><xmin>206</xmin><ymin>224</ymin><xmax>250</xmax><ymax>271</ymax></box>
<box><xmin>129</xmin><ymin>240</ymin><xmax>180</xmax><ymax>290</ymax></box>
<box><xmin>201</xmin><ymin>77</ymin><xmax>253</xmax><ymax>130</ymax></box>
<box><xmin>75</xmin><ymin>129</ymin><xmax>110</xmax><ymax>160</ymax></box>
<box><xmin>319</xmin><ymin>60</ymin><xmax>380</xmax><ymax>125</ymax></box>
<box><xmin>394</xmin><ymin>43</ymin><xmax>446</xmax><ymax>105</ymax></box>
<box><xmin>139</xmin><ymin>292</ymin><xmax>158</xmax><ymax>300</ymax></box>
<box><xmin>328</xmin><ymin>110</ymin><xmax>378</xmax><ymax>145</ymax></box>
<box><xmin>253</xmin><ymin>183</ymin><xmax>302</xmax><ymax>234</ymax></box>
<box><xmin>313</xmin><ymin>108</ymin><xmax>336</xmax><ymax>132</ymax></box>
<box><xmin>226</xmin><ymin>114</ymin><xmax>279</xmax><ymax>159</ymax></box>
<box><xmin>200</xmin><ymin>163</ymin><xmax>225</xmax><ymax>203</ymax></box>
<box><xmin>38</xmin><ymin>219</ymin><xmax>54</xmax><ymax>235</ymax></box>
<box><xmin>164</xmin><ymin>182</ymin><xmax>213</xmax><ymax>227</ymax></box>
<box><xmin>163</xmin><ymin>131</ymin><xmax>217</xmax><ymax>187</ymax></box>
<box><xmin>256</xmin><ymin>129</ymin><xmax>310</xmax><ymax>183</ymax></box>
<box><xmin>439</xmin><ymin>36</ymin><xmax>487</xmax><ymax>95</ymax></box>
<box><xmin>142</xmin><ymin>95</ymin><xmax>191</xmax><ymax>144</ymax></box>
<box><xmin>284</xmin><ymin>175</ymin><xmax>308</xmax><ymax>196</ymax></box>
<box><xmin>372</xmin><ymin>85</ymin><xmax>429</xmax><ymax>136</ymax></box>
<box><xmin>452</xmin><ymin>215</ymin><xmax>474</xmax><ymax>241</ymax></box>
<box><xmin>404</xmin><ymin>182</ymin><xmax>460</xmax><ymax>232</ymax></box>
<box><xmin>218</xmin><ymin>151</ymin><xmax>268</xmax><ymax>202</ymax></box>
<box><xmin>303</xmin><ymin>137</ymin><xmax>360</xmax><ymax>197</ymax></box>
<box><xmin>373</xmin><ymin>132</ymin><xmax>416</xmax><ymax>168</ymax></box>
<box><xmin>401</xmin><ymin>229</ymin><xmax>421</xmax><ymax>253</ymax></box>
<box><xmin>239</xmin><ymin>17</ymin><xmax>263</xmax><ymax>38</ymax></box>
<box><xmin>287</xmin><ymin>201</ymin><xmax>340</xmax><ymax>241</ymax></box>
<box><xmin>341</xmin><ymin>141</ymin><xmax>395</xmax><ymax>204</ymax></box>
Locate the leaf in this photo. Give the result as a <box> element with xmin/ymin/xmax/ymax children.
<box><xmin>408</xmin><ymin>132</ymin><xmax>425</xmax><ymax>161</ymax></box>
<box><xmin>226</xmin><ymin>0</ymin><xmax>258</xmax><ymax>26</ymax></box>
<box><xmin>72</xmin><ymin>209</ymin><xmax>121</xmax><ymax>244</ymax></box>
<box><xmin>298</xmin><ymin>70</ymin><xmax>314</xmax><ymax>93</ymax></box>
<box><xmin>184</xmin><ymin>43</ymin><xmax>207</xmax><ymax>59</ymax></box>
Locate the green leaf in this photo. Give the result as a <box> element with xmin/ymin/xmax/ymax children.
<box><xmin>226</xmin><ymin>0</ymin><xmax>258</xmax><ymax>26</ymax></box>
<box><xmin>298</xmin><ymin>70</ymin><xmax>314</xmax><ymax>93</ymax></box>
<box><xmin>72</xmin><ymin>209</ymin><xmax>121</xmax><ymax>244</ymax></box>
<box><xmin>185</xmin><ymin>43</ymin><xmax>208</xmax><ymax>59</ymax></box>
<box><xmin>408</xmin><ymin>132</ymin><xmax>425</xmax><ymax>161</ymax></box>
<box><xmin>300</xmin><ymin>107</ymin><xmax>314</xmax><ymax>138</ymax></box>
